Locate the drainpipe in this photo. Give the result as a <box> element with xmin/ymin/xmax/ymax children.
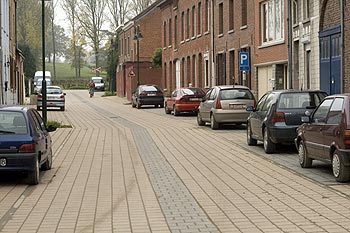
<box><xmin>0</xmin><ymin>1</ymin><xmax>3</xmax><ymax>104</ymax></box>
<box><xmin>340</xmin><ymin>0</ymin><xmax>344</xmax><ymax>92</ymax></box>
<box><xmin>288</xmin><ymin>0</ymin><xmax>293</xmax><ymax>89</ymax></box>
<box><xmin>211</xmin><ymin>0</ymin><xmax>215</xmax><ymax>86</ymax></box>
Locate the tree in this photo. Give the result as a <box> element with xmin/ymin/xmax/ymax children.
<box><xmin>129</xmin><ymin>0</ymin><xmax>155</xmax><ymax>16</ymax></box>
<box><xmin>76</xmin><ymin>0</ymin><xmax>107</xmax><ymax>77</ymax></box>
<box><xmin>152</xmin><ymin>48</ymin><xmax>162</xmax><ymax>68</ymax></box>
<box><xmin>106</xmin><ymin>36</ymin><xmax>118</xmax><ymax>91</ymax></box>
<box><xmin>107</xmin><ymin>0</ymin><xmax>130</xmax><ymax>30</ymax></box>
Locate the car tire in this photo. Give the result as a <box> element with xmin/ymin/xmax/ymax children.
<box><xmin>61</xmin><ymin>107</ymin><xmax>65</xmax><ymax>111</ymax></box>
<box><xmin>197</xmin><ymin>112</ymin><xmax>205</xmax><ymax>126</ymax></box>
<box><xmin>298</xmin><ymin>141</ymin><xmax>312</xmax><ymax>168</ymax></box>
<box><xmin>332</xmin><ymin>151</ymin><xmax>350</xmax><ymax>182</ymax></box>
<box><xmin>160</xmin><ymin>103</ymin><xmax>164</xmax><ymax>108</ymax></box>
<box><xmin>41</xmin><ymin>149</ymin><xmax>53</xmax><ymax>171</ymax></box>
<box><xmin>132</xmin><ymin>100</ymin><xmax>136</xmax><ymax>108</ymax></box>
<box><xmin>247</xmin><ymin>122</ymin><xmax>257</xmax><ymax>146</ymax></box>
<box><xmin>136</xmin><ymin>101</ymin><xmax>141</xmax><ymax>109</ymax></box>
<box><xmin>210</xmin><ymin>114</ymin><xmax>219</xmax><ymax>130</ymax></box>
<box><xmin>165</xmin><ymin>104</ymin><xmax>171</xmax><ymax>114</ymax></box>
<box><xmin>28</xmin><ymin>156</ymin><xmax>40</xmax><ymax>185</ymax></box>
<box><xmin>263</xmin><ymin>127</ymin><xmax>275</xmax><ymax>154</ymax></box>
<box><xmin>173</xmin><ymin>106</ymin><xmax>180</xmax><ymax>116</ymax></box>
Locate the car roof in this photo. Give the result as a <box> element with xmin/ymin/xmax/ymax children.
<box><xmin>0</xmin><ymin>105</ymin><xmax>30</xmax><ymax>112</ymax></box>
<box><xmin>91</xmin><ymin>77</ymin><xmax>103</xmax><ymax>79</ymax></box>
<box><xmin>214</xmin><ymin>85</ymin><xmax>251</xmax><ymax>90</ymax></box>
<box><xmin>47</xmin><ymin>86</ymin><xmax>61</xmax><ymax>89</ymax></box>
<box><xmin>269</xmin><ymin>89</ymin><xmax>327</xmax><ymax>94</ymax></box>
<box><xmin>325</xmin><ymin>93</ymin><xmax>350</xmax><ymax>98</ymax></box>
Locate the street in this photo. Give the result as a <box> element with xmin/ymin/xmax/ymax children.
<box><xmin>1</xmin><ymin>90</ymin><xmax>350</xmax><ymax>233</ymax></box>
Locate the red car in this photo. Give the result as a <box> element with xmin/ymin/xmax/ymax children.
<box><xmin>165</xmin><ymin>87</ymin><xmax>206</xmax><ymax>116</ymax></box>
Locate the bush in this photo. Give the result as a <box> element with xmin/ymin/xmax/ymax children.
<box><xmin>47</xmin><ymin>120</ymin><xmax>72</xmax><ymax>128</ymax></box>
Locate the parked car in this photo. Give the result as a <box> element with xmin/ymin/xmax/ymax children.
<box><xmin>165</xmin><ymin>87</ymin><xmax>206</xmax><ymax>116</ymax></box>
<box><xmin>91</xmin><ymin>77</ymin><xmax>105</xmax><ymax>91</ymax></box>
<box><xmin>197</xmin><ymin>85</ymin><xmax>256</xmax><ymax>129</ymax></box>
<box><xmin>37</xmin><ymin>86</ymin><xmax>66</xmax><ymax>111</ymax></box>
<box><xmin>295</xmin><ymin>94</ymin><xmax>350</xmax><ymax>182</ymax></box>
<box><xmin>131</xmin><ymin>84</ymin><xmax>164</xmax><ymax>109</ymax></box>
<box><xmin>34</xmin><ymin>78</ymin><xmax>52</xmax><ymax>94</ymax></box>
<box><xmin>246</xmin><ymin>90</ymin><xmax>328</xmax><ymax>154</ymax></box>
<box><xmin>0</xmin><ymin>106</ymin><xmax>56</xmax><ymax>184</ymax></box>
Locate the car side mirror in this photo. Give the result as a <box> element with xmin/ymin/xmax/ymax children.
<box><xmin>47</xmin><ymin>125</ymin><xmax>57</xmax><ymax>132</ymax></box>
<box><xmin>63</xmin><ymin>93</ymin><xmax>66</xmax><ymax>96</ymax></box>
<box><xmin>246</xmin><ymin>106</ymin><xmax>255</xmax><ymax>112</ymax></box>
<box><xmin>301</xmin><ymin>116</ymin><xmax>310</xmax><ymax>123</ymax></box>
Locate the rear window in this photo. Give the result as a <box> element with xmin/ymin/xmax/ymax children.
<box><xmin>47</xmin><ymin>88</ymin><xmax>62</xmax><ymax>94</ymax></box>
<box><xmin>219</xmin><ymin>88</ymin><xmax>254</xmax><ymax>100</ymax></box>
<box><xmin>93</xmin><ymin>79</ymin><xmax>103</xmax><ymax>83</ymax></box>
<box><xmin>278</xmin><ymin>92</ymin><xmax>327</xmax><ymax>109</ymax></box>
<box><xmin>181</xmin><ymin>88</ymin><xmax>205</xmax><ymax>95</ymax></box>
<box><xmin>141</xmin><ymin>86</ymin><xmax>160</xmax><ymax>92</ymax></box>
<box><xmin>0</xmin><ymin>111</ymin><xmax>27</xmax><ymax>134</ymax></box>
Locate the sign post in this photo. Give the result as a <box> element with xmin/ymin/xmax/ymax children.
<box><xmin>239</xmin><ymin>52</ymin><xmax>250</xmax><ymax>71</ymax></box>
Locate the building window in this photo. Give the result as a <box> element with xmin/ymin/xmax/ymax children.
<box><xmin>229</xmin><ymin>50</ymin><xmax>235</xmax><ymax>84</ymax></box>
<box><xmin>205</xmin><ymin>0</ymin><xmax>209</xmax><ymax>32</ymax></box>
<box><xmin>229</xmin><ymin>0</ymin><xmax>234</xmax><ymax>30</ymax></box>
<box><xmin>305</xmin><ymin>50</ymin><xmax>311</xmax><ymax>89</ymax></box>
<box><xmin>261</xmin><ymin>0</ymin><xmax>284</xmax><ymax>43</ymax></box>
<box><xmin>192</xmin><ymin>6</ymin><xmax>196</xmax><ymax>37</ymax></box>
<box><xmin>175</xmin><ymin>16</ymin><xmax>178</xmax><ymax>48</ymax></box>
<box><xmin>128</xmin><ymin>37</ymin><xmax>130</xmax><ymax>55</ymax></box>
<box><xmin>219</xmin><ymin>3</ymin><xmax>223</xmax><ymax>34</ymax></box>
<box><xmin>187</xmin><ymin>9</ymin><xmax>190</xmax><ymax>39</ymax></box>
<box><xmin>163</xmin><ymin>21</ymin><xmax>167</xmax><ymax>47</ymax></box>
<box><xmin>292</xmin><ymin>0</ymin><xmax>298</xmax><ymax>25</ymax></box>
<box><xmin>303</xmin><ymin>0</ymin><xmax>310</xmax><ymax>19</ymax></box>
<box><xmin>181</xmin><ymin>12</ymin><xmax>185</xmax><ymax>41</ymax></box>
<box><xmin>198</xmin><ymin>2</ymin><xmax>202</xmax><ymax>35</ymax></box>
<box><xmin>169</xmin><ymin>18</ymin><xmax>172</xmax><ymax>46</ymax></box>
<box><xmin>241</xmin><ymin>0</ymin><xmax>247</xmax><ymax>26</ymax></box>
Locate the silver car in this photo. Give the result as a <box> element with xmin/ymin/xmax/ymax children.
<box><xmin>37</xmin><ymin>86</ymin><xmax>66</xmax><ymax>111</ymax></box>
<box><xmin>197</xmin><ymin>85</ymin><xmax>256</xmax><ymax>129</ymax></box>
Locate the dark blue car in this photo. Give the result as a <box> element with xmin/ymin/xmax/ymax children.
<box><xmin>0</xmin><ymin>106</ymin><xmax>56</xmax><ymax>184</ymax></box>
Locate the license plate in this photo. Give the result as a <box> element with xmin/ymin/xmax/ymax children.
<box><xmin>190</xmin><ymin>98</ymin><xmax>200</xmax><ymax>101</ymax></box>
<box><xmin>147</xmin><ymin>93</ymin><xmax>156</xmax><ymax>96</ymax></box>
<box><xmin>47</xmin><ymin>97</ymin><xmax>55</xmax><ymax>100</ymax></box>
<box><xmin>230</xmin><ymin>104</ymin><xmax>245</xmax><ymax>109</ymax></box>
<box><xmin>0</xmin><ymin>158</ymin><xmax>6</xmax><ymax>167</ymax></box>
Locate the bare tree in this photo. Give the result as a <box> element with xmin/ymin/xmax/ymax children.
<box><xmin>129</xmin><ymin>0</ymin><xmax>155</xmax><ymax>16</ymax></box>
<box><xmin>76</xmin><ymin>0</ymin><xmax>107</xmax><ymax>77</ymax></box>
<box><xmin>47</xmin><ymin>1</ymin><xmax>58</xmax><ymax>80</ymax></box>
<box><xmin>62</xmin><ymin>0</ymin><xmax>79</xmax><ymax>79</ymax></box>
<box><xmin>107</xmin><ymin>0</ymin><xmax>130</xmax><ymax>30</ymax></box>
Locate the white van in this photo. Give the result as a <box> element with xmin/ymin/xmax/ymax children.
<box><xmin>91</xmin><ymin>77</ymin><xmax>105</xmax><ymax>91</ymax></box>
<box><xmin>34</xmin><ymin>71</ymin><xmax>51</xmax><ymax>86</ymax></box>
<box><xmin>34</xmin><ymin>78</ymin><xmax>52</xmax><ymax>93</ymax></box>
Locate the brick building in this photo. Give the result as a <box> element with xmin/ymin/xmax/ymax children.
<box><xmin>160</xmin><ymin>0</ymin><xmax>213</xmax><ymax>96</ymax></box>
<box><xmin>116</xmin><ymin>0</ymin><xmax>164</xmax><ymax>101</ymax></box>
<box><xmin>213</xmin><ymin>0</ymin><xmax>255</xmax><ymax>91</ymax></box>
<box><xmin>319</xmin><ymin>0</ymin><xmax>350</xmax><ymax>94</ymax></box>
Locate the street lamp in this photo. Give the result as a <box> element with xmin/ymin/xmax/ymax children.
<box><xmin>133</xmin><ymin>25</ymin><xmax>142</xmax><ymax>86</ymax></box>
<box><xmin>41</xmin><ymin>0</ymin><xmax>52</xmax><ymax>124</ymax></box>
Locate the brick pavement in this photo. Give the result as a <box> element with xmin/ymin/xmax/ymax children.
<box><xmin>1</xmin><ymin>90</ymin><xmax>350</xmax><ymax>232</ymax></box>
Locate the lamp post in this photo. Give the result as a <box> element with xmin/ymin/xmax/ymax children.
<box><xmin>133</xmin><ymin>25</ymin><xmax>142</xmax><ymax>86</ymax></box>
<box><xmin>41</xmin><ymin>0</ymin><xmax>47</xmax><ymax>123</ymax></box>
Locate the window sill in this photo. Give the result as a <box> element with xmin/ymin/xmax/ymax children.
<box><xmin>197</xmin><ymin>34</ymin><xmax>202</xmax><ymax>38</ymax></box>
<box><xmin>303</xmin><ymin>18</ymin><xmax>311</xmax><ymax>24</ymax></box>
<box><xmin>191</xmin><ymin>36</ymin><xmax>196</xmax><ymax>40</ymax></box>
<box><xmin>174</xmin><ymin>48</ymin><xmax>178</xmax><ymax>52</ymax></box>
<box><xmin>168</xmin><ymin>45</ymin><xmax>172</xmax><ymax>48</ymax></box>
<box><xmin>185</xmin><ymin>38</ymin><xmax>190</xmax><ymax>42</ymax></box>
<box><xmin>228</xmin><ymin>29</ymin><xmax>235</xmax><ymax>34</ymax></box>
<box><xmin>240</xmin><ymin>25</ymin><xmax>248</xmax><ymax>30</ymax></box>
<box><xmin>180</xmin><ymin>40</ymin><xmax>185</xmax><ymax>44</ymax></box>
<box><xmin>173</xmin><ymin>6</ymin><xmax>178</xmax><ymax>10</ymax></box>
<box><xmin>218</xmin><ymin>33</ymin><xmax>223</xmax><ymax>38</ymax></box>
<box><xmin>163</xmin><ymin>47</ymin><xmax>167</xmax><ymax>50</ymax></box>
<box><xmin>258</xmin><ymin>39</ymin><xmax>285</xmax><ymax>49</ymax></box>
<box><xmin>204</xmin><ymin>31</ymin><xmax>210</xmax><ymax>35</ymax></box>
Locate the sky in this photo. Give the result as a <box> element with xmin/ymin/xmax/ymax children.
<box><xmin>53</xmin><ymin>0</ymin><xmax>70</xmax><ymax>34</ymax></box>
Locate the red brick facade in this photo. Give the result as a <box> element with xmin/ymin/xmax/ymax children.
<box><xmin>116</xmin><ymin>1</ymin><xmax>164</xmax><ymax>101</ymax></box>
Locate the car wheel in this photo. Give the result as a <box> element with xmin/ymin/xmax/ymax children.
<box><xmin>37</xmin><ymin>106</ymin><xmax>41</xmax><ymax>111</ymax></box>
<box><xmin>136</xmin><ymin>101</ymin><xmax>141</xmax><ymax>109</ymax></box>
<box><xmin>332</xmin><ymin>151</ymin><xmax>350</xmax><ymax>182</ymax></box>
<box><xmin>41</xmin><ymin>149</ymin><xmax>53</xmax><ymax>171</ymax></box>
<box><xmin>173</xmin><ymin>106</ymin><xmax>180</xmax><ymax>116</ymax></box>
<box><xmin>247</xmin><ymin>122</ymin><xmax>257</xmax><ymax>146</ymax></box>
<box><xmin>298</xmin><ymin>141</ymin><xmax>312</xmax><ymax>168</ymax></box>
<box><xmin>28</xmin><ymin>156</ymin><xmax>40</xmax><ymax>185</ymax></box>
<box><xmin>263</xmin><ymin>127</ymin><xmax>275</xmax><ymax>154</ymax></box>
<box><xmin>165</xmin><ymin>104</ymin><xmax>171</xmax><ymax>114</ymax></box>
<box><xmin>61</xmin><ymin>106</ymin><xmax>65</xmax><ymax>111</ymax></box>
<box><xmin>132</xmin><ymin>100</ymin><xmax>136</xmax><ymax>108</ymax></box>
<box><xmin>197</xmin><ymin>112</ymin><xmax>205</xmax><ymax>126</ymax></box>
<box><xmin>210</xmin><ymin>114</ymin><xmax>219</xmax><ymax>130</ymax></box>
<box><xmin>160</xmin><ymin>103</ymin><xmax>164</xmax><ymax>108</ymax></box>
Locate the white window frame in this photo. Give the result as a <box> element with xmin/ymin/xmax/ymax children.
<box><xmin>261</xmin><ymin>0</ymin><xmax>284</xmax><ymax>45</ymax></box>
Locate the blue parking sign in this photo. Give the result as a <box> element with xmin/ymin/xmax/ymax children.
<box><xmin>239</xmin><ymin>52</ymin><xmax>250</xmax><ymax>71</ymax></box>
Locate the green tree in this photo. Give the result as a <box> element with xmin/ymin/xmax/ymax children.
<box><xmin>106</xmin><ymin>37</ymin><xmax>118</xmax><ymax>91</ymax></box>
<box><xmin>152</xmin><ymin>48</ymin><xmax>162</xmax><ymax>68</ymax></box>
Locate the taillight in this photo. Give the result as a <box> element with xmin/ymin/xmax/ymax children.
<box><xmin>140</xmin><ymin>92</ymin><xmax>147</xmax><ymax>96</ymax></box>
<box><xmin>215</xmin><ymin>97</ymin><xmax>222</xmax><ymax>109</ymax></box>
<box><xmin>60</xmin><ymin>95</ymin><xmax>65</xmax><ymax>99</ymax></box>
<box><xmin>271</xmin><ymin>112</ymin><xmax>285</xmax><ymax>123</ymax></box>
<box><xmin>156</xmin><ymin>91</ymin><xmax>163</xmax><ymax>96</ymax></box>
<box><xmin>38</xmin><ymin>94</ymin><xmax>42</xmax><ymax>98</ymax></box>
<box><xmin>19</xmin><ymin>143</ymin><xmax>35</xmax><ymax>153</ymax></box>
<box><xmin>344</xmin><ymin>130</ymin><xmax>350</xmax><ymax>145</ymax></box>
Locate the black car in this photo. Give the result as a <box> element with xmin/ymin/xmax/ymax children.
<box><xmin>132</xmin><ymin>84</ymin><xmax>164</xmax><ymax>109</ymax></box>
<box><xmin>246</xmin><ymin>90</ymin><xmax>328</xmax><ymax>154</ymax></box>
<box><xmin>0</xmin><ymin>106</ymin><xmax>56</xmax><ymax>184</ymax></box>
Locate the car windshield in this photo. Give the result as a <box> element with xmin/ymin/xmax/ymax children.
<box><xmin>37</xmin><ymin>80</ymin><xmax>52</xmax><ymax>86</ymax></box>
<box><xmin>219</xmin><ymin>89</ymin><xmax>254</xmax><ymax>100</ymax></box>
<box><xmin>142</xmin><ymin>86</ymin><xmax>160</xmax><ymax>92</ymax></box>
<box><xmin>47</xmin><ymin>88</ymin><xmax>62</xmax><ymax>94</ymax></box>
<box><xmin>278</xmin><ymin>92</ymin><xmax>325</xmax><ymax>109</ymax></box>
<box><xmin>181</xmin><ymin>88</ymin><xmax>205</xmax><ymax>95</ymax></box>
<box><xmin>0</xmin><ymin>111</ymin><xmax>27</xmax><ymax>134</ymax></box>
<box><xmin>93</xmin><ymin>79</ymin><xmax>102</xmax><ymax>83</ymax></box>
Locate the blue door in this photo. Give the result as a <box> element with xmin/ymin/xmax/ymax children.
<box><xmin>319</xmin><ymin>26</ymin><xmax>341</xmax><ymax>95</ymax></box>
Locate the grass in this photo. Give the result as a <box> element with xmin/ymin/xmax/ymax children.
<box><xmin>44</xmin><ymin>63</ymin><xmax>107</xmax><ymax>80</ymax></box>
<box><xmin>47</xmin><ymin>120</ymin><xmax>72</xmax><ymax>128</ymax></box>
